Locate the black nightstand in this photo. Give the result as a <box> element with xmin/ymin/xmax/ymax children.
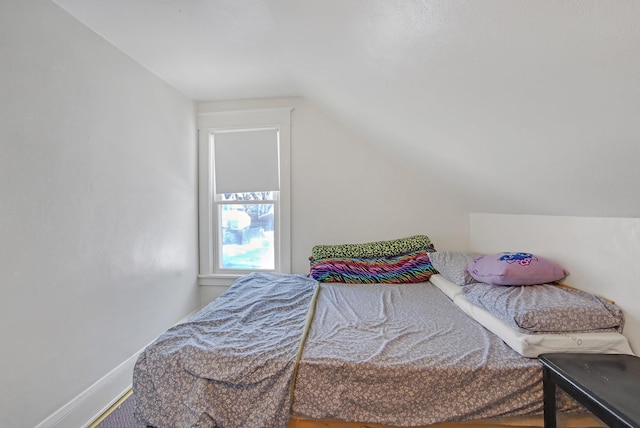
<box><xmin>539</xmin><ymin>353</ymin><xmax>640</xmax><ymax>428</ymax></box>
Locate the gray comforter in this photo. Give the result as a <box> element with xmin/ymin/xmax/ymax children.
<box><xmin>292</xmin><ymin>282</ymin><xmax>579</xmax><ymax>425</ymax></box>
<box><xmin>134</xmin><ymin>275</ymin><xmax>579</xmax><ymax>428</ymax></box>
<box><xmin>133</xmin><ymin>273</ymin><xmax>318</xmax><ymax>428</ymax></box>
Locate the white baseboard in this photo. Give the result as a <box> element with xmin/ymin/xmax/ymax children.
<box><xmin>34</xmin><ymin>350</ymin><xmax>140</xmax><ymax>428</ymax></box>
<box><xmin>35</xmin><ymin>312</ymin><xmax>196</xmax><ymax>428</ymax></box>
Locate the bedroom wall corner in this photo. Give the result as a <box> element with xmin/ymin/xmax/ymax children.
<box><xmin>469</xmin><ymin>213</ymin><xmax>640</xmax><ymax>354</ymax></box>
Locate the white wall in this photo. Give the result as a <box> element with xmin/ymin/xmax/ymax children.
<box><xmin>197</xmin><ymin>98</ymin><xmax>470</xmax><ymax>281</ymax></box>
<box><xmin>289</xmin><ymin>100</ymin><xmax>470</xmax><ymax>272</ymax></box>
<box><xmin>0</xmin><ymin>1</ymin><xmax>199</xmax><ymax>427</ymax></box>
<box><xmin>470</xmin><ymin>214</ymin><xmax>640</xmax><ymax>354</ymax></box>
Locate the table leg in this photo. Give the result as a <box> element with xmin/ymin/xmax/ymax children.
<box><xmin>542</xmin><ymin>367</ymin><xmax>557</xmax><ymax>428</ymax></box>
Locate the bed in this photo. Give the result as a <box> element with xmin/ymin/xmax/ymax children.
<box><xmin>133</xmin><ymin>237</ymin><xmax>633</xmax><ymax>428</ymax></box>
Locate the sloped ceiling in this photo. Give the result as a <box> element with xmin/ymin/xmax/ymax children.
<box><xmin>54</xmin><ymin>0</ymin><xmax>640</xmax><ymax>217</ymax></box>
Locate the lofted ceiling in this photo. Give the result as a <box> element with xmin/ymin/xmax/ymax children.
<box><xmin>54</xmin><ymin>0</ymin><xmax>640</xmax><ymax>217</ymax></box>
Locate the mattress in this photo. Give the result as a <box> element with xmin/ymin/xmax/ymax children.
<box><xmin>430</xmin><ymin>274</ymin><xmax>634</xmax><ymax>358</ymax></box>
<box><xmin>134</xmin><ymin>274</ymin><xmax>599</xmax><ymax>428</ymax></box>
<box><xmin>291</xmin><ymin>281</ymin><xmax>580</xmax><ymax>426</ymax></box>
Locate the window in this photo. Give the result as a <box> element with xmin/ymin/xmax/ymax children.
<box><xmin>198</xmin><ymin>108</ymin><xmax>291</xmax><ymax>281</ymax></box>
<box><xmin>217</xmin><ymin>192</ymin><xmax>275</xmax><ymax>270</ymax></box>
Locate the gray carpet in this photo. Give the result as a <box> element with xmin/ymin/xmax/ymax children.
<box><xmin>96</xmin><ymin>393</ymin><xmax>140</xmax><ymax>428</ymax></box>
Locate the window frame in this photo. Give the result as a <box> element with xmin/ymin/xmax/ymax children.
<box><xmin>198</xmin><ymin>108</ymin><xmax>292</xmax><ymax>284</ymax></box>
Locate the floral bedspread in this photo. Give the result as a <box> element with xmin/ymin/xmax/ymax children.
<box><xmin>134</xmin><ymin>274</ymin><xmax>581</xmax><ymax>428</ymax></box>
<box><xmin>133</xmin><ymin>273</ymin><xmax>317</xmax><ymax>428</ymax></box>
<box><xmin>292</xmin><ymin>282</ymin><xmax>580</xmax><ymax>425</ymax></box>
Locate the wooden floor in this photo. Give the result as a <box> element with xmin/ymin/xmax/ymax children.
<box><xmin>90</xmin><ymin>390</ymin><xmax>605</xmax><ymax>428</ymax></box>
<box><xmin>287</xmin><ymin>414</ymin><xmax>605</xmax><ymax>428</ymax></box>
<box><xmin>288</xmin><ymin>419</ymin><xmax>515</xmax><ymax>428</ymax></box>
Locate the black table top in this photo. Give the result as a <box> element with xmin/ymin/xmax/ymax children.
<box><xmin>539</xmin><ymin>353</ymin><xmax>640</xmax><ymax>428</ymax></box>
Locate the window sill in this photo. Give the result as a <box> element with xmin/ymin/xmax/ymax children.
<box><xmin>198</xmin><ymin>274</ymin><xmax>243</xmax><ymax>287</ymax></box>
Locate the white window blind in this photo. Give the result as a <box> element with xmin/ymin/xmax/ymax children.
<box><xmin>213</xmin><ymin>128</ymin><xmax>280</xmax><ymax>194</ymax></box>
